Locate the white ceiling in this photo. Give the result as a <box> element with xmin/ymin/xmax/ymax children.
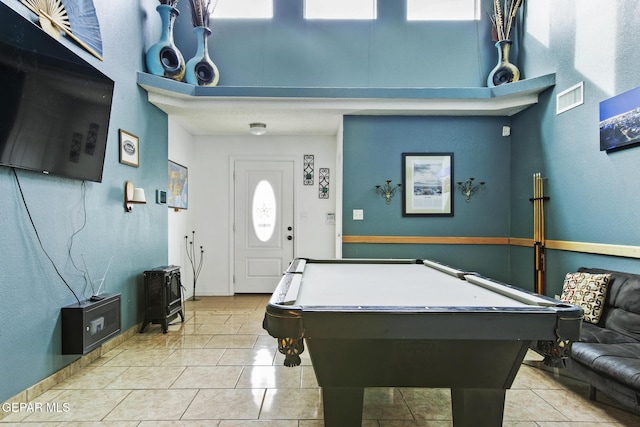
<box><xmin>158</xmin><ymin>101</ymin><xmax>344</xmax><ymax>136</ymax></box>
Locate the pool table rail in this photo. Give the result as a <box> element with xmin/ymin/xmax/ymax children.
<box><xmin>264</xmin><ymin>258</ymin><xmax>583</xmax><ymax>367</ymax></box>
<box><xmin>264</xmin><ymin>257</ymin><xmax>430</xmax><ymax>340</ymax></box>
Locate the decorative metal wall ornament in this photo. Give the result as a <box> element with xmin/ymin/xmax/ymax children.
<box><xmin>319</xmin><ymin>168</ymin><xmax>329</xmax><ymax>199</ymax></box>
<box><xmin>456</xmin><ymin>177</ymin><xmax>485</xmax><ymax>202</ymax></box>
<box><xmin>303</xmin><ymin>154</ymin><xmax>314</xmax><ymax>185</ymax></box>
<box><xmin>374</xmin><ymin>180</ymin><xmax>402</xmax><ymax>204</ymax></box>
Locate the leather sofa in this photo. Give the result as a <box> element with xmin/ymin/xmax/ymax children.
<box><xmin>565</xmin><ymin>266</ymin><xmax>640</xmax><ymax>414</ymax></box>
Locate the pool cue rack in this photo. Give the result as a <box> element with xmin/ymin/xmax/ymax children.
<box><xmin>529</xmin><ymin>173</ymin><xmax>549</xmax><ymax>295</ymax></box>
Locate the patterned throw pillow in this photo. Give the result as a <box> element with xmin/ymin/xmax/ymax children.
<box><xmin>561</xmin><ymin>272</ymin><xmax>611</xmax><ymax>324</ymax></box>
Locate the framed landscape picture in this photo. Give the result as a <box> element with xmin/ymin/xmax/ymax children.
<box><xmin>168</xmin><ymin>160</ymin><xmax>188</xmax><ymax>210</ymax></box>
<box><xmin>402</xmin><ymin>152</ymin><xmax>454</xmax><ymax>216</ymax></box>
<box><xmin>599</xmin><ymin>86</ymin><xmax>640</xmax><ymax>152</ymax></box>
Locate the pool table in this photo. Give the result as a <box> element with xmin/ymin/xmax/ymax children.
<box><xmin>263</xmin><ymin>258</ymin><xmax>583</xmax><ymax>427</ymax></box>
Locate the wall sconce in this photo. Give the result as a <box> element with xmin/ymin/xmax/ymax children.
<box><xmin>124</xmin><ymin>181</ymin><xmax>147</xmax><ymax>212</ymax></box>
<box><xmin>249</xmin><ymin>122</ymin><xmax>267</xmax><ymax>135</ymax></box>
<box><xmin>374</xmin><ymin>180</ymin><xmax>401</xmax><ymax>204</ymax></box>
<box><xmin>456</xmin><ymin>177</ymin><xmax>485</xmax><ymax>202</ymax></box>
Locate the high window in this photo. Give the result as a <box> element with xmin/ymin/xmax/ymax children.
<box><xmin>212</xmin><ymin>0</ymin><xmax>273</xmax><ymax>19</ymax></box>
<box><xmin>304</xmin><ymin>0</ymin><xmax>377</xmax><ymax>20</ymax></box>
<box><xmin>407</xmin><ymin>0</ymin><xmax>479</xmax><ymax>21</ymax></box>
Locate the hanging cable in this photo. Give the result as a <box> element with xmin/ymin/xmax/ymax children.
<box><xmin>67</xmin><ymin>180</ymin><xmax>90</xmax><ymax>294</ymax></box>
<box><xmin>12</xmin><ymin>169</ymin><xmax>81</xmax><ymax>304</ymax></box>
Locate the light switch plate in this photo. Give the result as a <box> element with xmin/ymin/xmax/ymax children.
<box><xmin>156</xmin><ymin>190</ymin><xmax>167</xmax><ymax>204</ymax></box>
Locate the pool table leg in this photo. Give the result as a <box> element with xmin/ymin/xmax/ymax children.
<box><xmin>451</xmin><ymin>388</ymin><xmax>505</xmax><ymax>427</ymax></box>
<box><xmin>321</xmin><ymin>387</ymin><xmax>364</xmax><ymax>426</ymax></box>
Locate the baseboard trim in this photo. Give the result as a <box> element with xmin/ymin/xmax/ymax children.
<box><xmin>1</xmin><ymin>322</ymin><xmax>141</xmax><ymax>418</ymax></box>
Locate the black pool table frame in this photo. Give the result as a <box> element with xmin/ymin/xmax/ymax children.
<box><xmin>263</xmin><ymin>258</ymin><xmax>583</xmax><ymax>427</ymax></box>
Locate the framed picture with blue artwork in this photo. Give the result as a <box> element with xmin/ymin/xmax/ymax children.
<box><xmin>168</xmin><ymin>160</ymin><xmax>188</xmax><ymax>210</ymax></box>
<box><xmin>402</xmin><ymin>152</ymin><xmax>454</xmax><ymax>217</ymax></box>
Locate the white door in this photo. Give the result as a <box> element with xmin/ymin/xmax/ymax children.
<box><xmin>234</xmin><ymin>160</ymin><xmax>294</xmax><ymax>293</ymax></box>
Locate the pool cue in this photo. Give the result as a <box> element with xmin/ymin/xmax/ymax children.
<box><xmin>533</xmin><ymin>174</ymin><xmax>537</xmax><ymax>292</ymax></box>
<box><xmin>540</xmin><ymin>174</ymin><xmax>546</xmax><ymax>294</ymax></box>
<box><xmin>532</xmin><ymin>173</ymin><xmax>545</xmax><ymax>295</ymax></box>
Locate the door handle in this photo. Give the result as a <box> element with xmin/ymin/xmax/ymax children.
<box><xmin>287</xmin><ymin>235</ymin><xmax>293</xmax><ymax>241</ymax></box>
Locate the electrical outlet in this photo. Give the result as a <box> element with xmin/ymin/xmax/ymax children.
<box><xmin>353</xmin><ymin>209</ymin><xmax>364</xmax><ymax>220</ymax></box>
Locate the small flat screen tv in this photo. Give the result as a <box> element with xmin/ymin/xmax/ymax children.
<box><xmin>599</xmin><ymin>86</ymin><xmax>640</xmax><ymax>152</ymax></box>
<box><xmin>0</xmin><ymin>3</ymin><xmax>114</xmax><ymax>182</ymax></box>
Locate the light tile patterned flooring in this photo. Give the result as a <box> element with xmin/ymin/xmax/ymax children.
<box><xmin>3</xmin><ymin>294</ymin><xmax>640</xmax><ymax>426</ymax></box>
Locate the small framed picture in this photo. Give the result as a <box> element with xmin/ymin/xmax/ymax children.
<box><xmin>402</xmin><ymin>152</ymin><xmax>454</xmax><ymax>216</ymax></box>
<box><xmin>119</xmin><ymin>129</ymin><xmax>139</xmax><ymax>167</ymax></box>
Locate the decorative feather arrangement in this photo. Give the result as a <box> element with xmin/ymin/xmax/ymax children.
<box><xmin>188</xmin><ymin>0</ymin><xmax>218</xmax><ymax>28</ymax></box>
<box><xmin>489</xmin><ymin>0</ymin><xmax>523</xmax><ymax>41</ymax></box>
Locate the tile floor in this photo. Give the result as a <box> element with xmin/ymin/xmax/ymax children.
<box><xmin>2</xmin><ymin>294</ymin><xmax>640</xmax><ymax>426</ymax></box>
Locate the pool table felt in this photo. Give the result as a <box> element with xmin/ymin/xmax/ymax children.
<box><xmin>296</xmin><ymin>262</ymin><xmax>537</xmax><ymax>308</ymax></box>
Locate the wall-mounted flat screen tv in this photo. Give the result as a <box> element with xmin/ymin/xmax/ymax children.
<box><xmin>599</xmin><ymin>86</ymin><xmax>640</xmax><ymax>152</ymax></box>
<box><xmin>0</xmin><ymin>3</ymin><xmax>114</xmax><ymax>182</ymax></box>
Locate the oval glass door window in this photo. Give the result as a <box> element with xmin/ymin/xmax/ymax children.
<box><xmin>252</xmin><ymin>179</ymin><xmax>277</xmax><ymax>242</ymax></box>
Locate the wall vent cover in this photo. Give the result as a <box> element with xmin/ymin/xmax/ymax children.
<box><xmin>557</xmin><ymin>81</ymin><xmax>584</xmax><ymax>114</ymax></box>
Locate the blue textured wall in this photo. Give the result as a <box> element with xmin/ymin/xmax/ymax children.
<box><xmin>510</xmin><ymin>1</ymin><xmax>640</xmax><ymax>296</ymax></box>
<box><xmin>0</xmin><ymin>0</ymin><xmax>168</xmax><ymax>402</ymax></box>
<box><xmin>341</xmin><ymin>115</ymin><xmax>512</xmax><ymax>281</ymax></box>
<box><xmin>172</xmin><ymin>0</ymin><xmax>495</xmax><ymax>88</ymax></box>
<box><xmin>4</xmin><ymin>0</ymin><xmax>640</xmax><ymax>405</ymax></box>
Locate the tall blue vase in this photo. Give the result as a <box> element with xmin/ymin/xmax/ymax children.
<box><xmin>185</xmin><ymin>26</ymin><xmax>220</xmax><ymax>86</ymax></box>
<box><xmin>145</xmin><ymin>5</ymin><xmax>186</xmax><ymax>81</ymax></box>
<box><xmin>487</xmin><ymin>40</ymin><xmax>520</xmax><ymax>87</ymax></box>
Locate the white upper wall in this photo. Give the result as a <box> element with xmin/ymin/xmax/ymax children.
<box><xmin>168</xmin><ymin>119</ymin><xmax>196</xmax><ymax>292</ymax></box>
<box><xmin>169</xmin><ymin>125</ymin><xmax>337</xmax><ymax>296</ymax></box>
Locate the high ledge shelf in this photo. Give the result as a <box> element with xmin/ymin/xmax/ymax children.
<box><xmin>137</xmin><ymin>72</ymin><xmax>556</xmax><ymax>133</ymax></box>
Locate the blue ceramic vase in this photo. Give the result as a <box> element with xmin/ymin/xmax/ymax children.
<box><xmin>487</xmin><ymin>40</ymin><xmax>520</xmax><ymax>87</ymax></box>
<box><xmin>145</xmin><ymin>4</ymin><xmax>186</xmax><ymax>81</ymax></box>
<box><xmin>185</xmin><ymin>26</ymin><xmax>219</xmax><ymax>86</ymax></box>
